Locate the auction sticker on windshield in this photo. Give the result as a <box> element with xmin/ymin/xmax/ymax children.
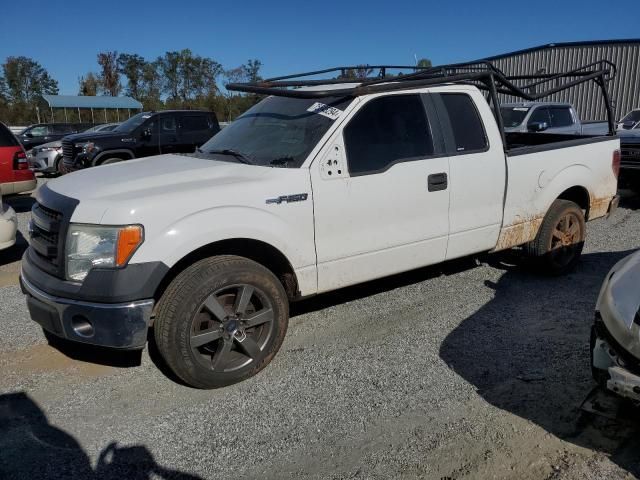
<box><xmin>307</xmin><ymin>102</ymin><xmax>343</xmax><ymax>120</ymax></box>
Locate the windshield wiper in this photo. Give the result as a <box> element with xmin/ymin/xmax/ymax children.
<box><xmin>269</xmin><ymin>156</ymin><xmax>294</xmax><ymax>167</ymax></box>
<box><xmin>206</xmin><ymin>149</ymin><xmax>254</xmax><ymax>165</ymax></box>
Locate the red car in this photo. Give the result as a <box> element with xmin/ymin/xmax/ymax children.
<box><xmin>0</xmin><ymin>122</ymin><xmax>37</xmax><ymax>195</ymax></box>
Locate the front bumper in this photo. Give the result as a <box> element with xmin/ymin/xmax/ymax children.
<box><xmin>20</xmin><ymin>272</ymin><xmax>154</xmax><ymax>350</ymax></box>
<box><xmin>592</xmin><ymin>319</ymin><xmax>640</xmax><ymax>402</ymax></box>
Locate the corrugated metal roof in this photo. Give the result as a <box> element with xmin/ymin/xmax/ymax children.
<box><xmin>41</xmin><ymin>95</ymin><xmax>143</xmax><ymax>109</ymax></box>
<box><xmin>470</xmin><ymin>40</ymin><xmax>640</xmax><ymax>121</ymax></box>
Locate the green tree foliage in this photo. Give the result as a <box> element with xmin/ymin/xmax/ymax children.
<box><xmin>97</xmin><ymin>51</ymin><xmax>121</xmax><ymax>96</ymax></box>
<box><xmin>117</xmin><ymin>53</ymin><xmax>146</xmax><ymax>98</ymax></box>
<box><xmin>2</xmin><ymin>56</ymin><xmax>58</xmax><ymax>103</ymax></box>
<box><xmin>0</xmin><ymin>56</ymin><xmax>58</xmax><ymax>124</ymax></box>
<box><xmin>78</xmin><ymin>72</ymin><xmax>99</xmax><ymax>96</ymax></box>
<box><xmin>0</xmin><ymin>53</ymin><xmax>264</xmax><ymax>125</ymax></box>
<box><xmin>417</xmin><ymin>58</ymin><xmax>433</xmax><ymax>69</ymax></box>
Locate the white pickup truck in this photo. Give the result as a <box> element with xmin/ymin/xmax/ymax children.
<box><xmin>20</xmin><ymin>63</ymin><xmax>620</xmax><ymax>388</ymax></box>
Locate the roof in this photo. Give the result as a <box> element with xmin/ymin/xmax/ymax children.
<box><xmin>482</xmin><ymin>39</ymin><xmax>640</xmax><ymax>62</ymax></box>
<box><xmin>41</xmin><ymin>95</ymin><xmax>143</xmax><ymax>109</ymax></box>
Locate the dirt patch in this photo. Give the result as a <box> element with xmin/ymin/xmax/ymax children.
<box><xmin>0</xmin><ymin>344</ymin><xmax>118</xmax><ymax>378</ymax></box>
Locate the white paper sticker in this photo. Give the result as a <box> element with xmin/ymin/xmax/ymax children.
<box><xmin>513</xmin><ymin>107</ymin><xmax>529</xmax><ymax>111</ymax></box>
<box><xmin>307</xmin><ymin>102</ymin><xmax>343</xmax><ymax>120</ymax></box>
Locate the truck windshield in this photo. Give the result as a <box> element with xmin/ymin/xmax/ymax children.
<box><xmin>113</xmin><ymin>112</ymin><xmax>152</xmax><ymax>133</ymax></box>
<box><xmin>198</xmin><ymin>95</ymin><xmax>353</xmax><ymax>167</ymax></box>
<box><xmin>500</xmin><ymin>107</ymin><xmax>530</xmax><ymax>127</ymax></box>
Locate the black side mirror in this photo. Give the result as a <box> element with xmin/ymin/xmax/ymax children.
<box><xmin>24</xmin><ymin>132</ymin><xmax>33</xmax><ymax>138</ymax></box>
<box><xmin>622</xmin><ymin>120</ymin><xmax>636</xmax><ymax>130</ymax></box>
<box><xmin>528</xmin><ymin>121</ymin><xmax>549</xmax><ymax>133</ymax></box>
<box><xmin>141</xmin><ymin>129</ymin><xmax>152</xmax><ymax>139</ymax></box>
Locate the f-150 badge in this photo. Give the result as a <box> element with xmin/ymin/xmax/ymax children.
<box><xmin>266</xmin><ymin>193</ymin><xmax>308</xmax><ymax>205</ymax></box>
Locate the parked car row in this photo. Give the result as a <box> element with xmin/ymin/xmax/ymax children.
<box><xmin>27</xmin><ymin>123</ymin><xmax>120</xmax><ymax>175</ymax></box>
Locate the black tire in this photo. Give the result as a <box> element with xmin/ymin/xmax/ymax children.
<box><xmin>54</xmin><ymin>156</ymin><xmax>63</xmax><ymax>175</ymax></box>
<box><xmin>524</xmin><ymin>199</ymin><xmax>586</xmax><ymax>275</ymax></box>
<box><xmin>154</xmin><ymin>255</ymin><xmax>289</xmax><ymax>389</ymax></box>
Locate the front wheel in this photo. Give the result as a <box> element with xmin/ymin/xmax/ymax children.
<box><xmin>525</xmin><ymin>199</ymin><xmax>586</xmax><ymax>275</ymax></box>
<box><xmin>154</xmin><ymin>255</ymin><xmax>289</xmax><ymax>389</ymax></box>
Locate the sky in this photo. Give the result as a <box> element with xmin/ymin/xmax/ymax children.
<box><xmin>1</xmin><ymin>0</ymin><xmax>639</xmax><ymax>95</ymax></box>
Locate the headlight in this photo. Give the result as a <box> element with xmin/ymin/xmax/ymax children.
<box><xmin>74</xmin><ymin>142</ymin><xmax>96</xmax><ymax>154</ymax></box>
<box><xmin>66</xmin><ymin>224</ymin><xmax>143</xmax><ymax>282</ymax></box>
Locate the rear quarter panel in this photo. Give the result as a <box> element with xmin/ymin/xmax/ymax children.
<box><xmin>495</xmin><ymin>138</ymin><xmax>619</xmax><ymax>251</ymax></box>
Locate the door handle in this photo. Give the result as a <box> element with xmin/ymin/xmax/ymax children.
<box><xmin>428</xmin><ymin>173</ymin><xmax>448</xmax><ymax>192</ymax></box>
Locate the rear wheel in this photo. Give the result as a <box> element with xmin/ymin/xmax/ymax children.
<box><xmin>525</xmin><ymin>199</ymin><xmax>586</xmax><ymax>275</ymax></box>
<box><xmin>154</xmin><ymin>255</ymin><xmax>289</xmax><ymax>389</ymax></box>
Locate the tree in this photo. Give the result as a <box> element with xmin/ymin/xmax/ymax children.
<box><xmin>139</xmin><ymin>61</ymin><xmax>163</xmax><ymax>109</ymax></box>
<box><xmin>97</xmin><ymin>51</ymin><xmax>121</xmax><ymax>96</ymax></box>
<box><xmin>158</xmin><ymin>50</ymin><xmax>222</xmax><ymax>104</ymax></box>
<box><xmin>337</xmin><ymin>65</ymin><xmax>373</xmax><ymax>80</ymax></box>
<box><xmin>417</xmin><ymin>58</ymin><xmax>432</xmax><ymax>69</ymax></box>
<box><xmin>2</xmin><ymin>56</ymin><xmax>58</xmax><ymax>103</ymax></box>
<box><xmin>117</xmin><ymin>53</ymin><xmax>146</xmax><ymax>99</ymax></box>
<box><xmin>78</xmin><ymin>72</ymin><xmax>99</xmax><ymax>96</ymax></box>
<box><xmin>242</xmin><ymin>59</ymin><xmax>262</xmax><ymax>83</ymax></box>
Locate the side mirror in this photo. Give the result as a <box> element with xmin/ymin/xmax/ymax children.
<box><xmin>528</xmin><ymin>121</ymin><xmax>549</xmax><ymax>132</ymax></box>
<box><xmin>25</xmin><ymin>132</ymin><xmax>33</xmax><ymax>138</ymax></box>
<box><xmin>141</xmin><ymin>129</ymin><xmax>152</xmax><ymax>139</ymax></box>
<box><xmin>622</xmin><ymin>120</ymin><xmax>636</xmax><ymax>130</ymax></box>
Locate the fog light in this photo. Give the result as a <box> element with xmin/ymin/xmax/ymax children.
<box><xmin>71</xmin><ymin>315</ymin><xmax>94</xmax><ymax>337</ymax></box>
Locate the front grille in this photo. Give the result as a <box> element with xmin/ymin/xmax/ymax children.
<box><xmin>621</xmin><ymin>144</ymin><xmax>640</xmax><ymax>167</ymax></box>
<box><xmin>62</xmin><ymin>139</ymin><xmax>75</xmax><ymax>162</ymax></box>
<box><xmin>29</xmin><ymin>202</ymin><xmax>64</xmax><ymax>277</ymax></box>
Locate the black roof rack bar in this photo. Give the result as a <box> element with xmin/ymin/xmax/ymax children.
<box><xmin>226</xmin><ymin>59</ymin><xmax>617</xmax><ymax>135</ymax></box>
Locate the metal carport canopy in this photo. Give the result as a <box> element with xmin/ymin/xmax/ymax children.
<box><xmin>41</xmin><ymin>95</ymin><xmax>143</xmax><ymax>109</ymax></box>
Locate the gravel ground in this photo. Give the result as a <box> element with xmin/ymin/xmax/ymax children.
<box><xmin>1</xmin><ymin>184</ymin><xmax>639</xmax><ymax>479</ymax></box>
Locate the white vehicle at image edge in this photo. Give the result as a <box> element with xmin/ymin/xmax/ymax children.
<box><xmin>0</xmin><ymin>192</ymin><xmax>17</xmax><ymax>250</ymax></box>
<box><xmin>20</xmin><ymin>64</ymin><xmax>620</xmax><ymax>388</ymax></box>
<box><xmin>592</xmin><ymin>250</ymin><xmax>640</xmax><ymax>402</ymax></box>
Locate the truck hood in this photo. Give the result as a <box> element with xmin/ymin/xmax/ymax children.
<box><xmin>46</xmin><ymin>154</ymin><xmax>281</xmax><ymax>223</ymax></box>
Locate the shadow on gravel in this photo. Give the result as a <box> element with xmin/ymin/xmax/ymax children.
<box><xmin>440</xmin><ymin>250</ymin><xmax>640</xmax><ymax>476</ymax></box>
<box><xmin>45</xmin><ymin>334</ymin><xmax>143</xmax><ymax>369</ymax></box>
<box><xmin>5</xmin><ymin>194</ymin><xmax>36</xmax><ymax>213</ymax></box>
<box><xmin>0</xmin><ymin>392</ymin><xmax>203</xmax><ymax>480</ymax></box>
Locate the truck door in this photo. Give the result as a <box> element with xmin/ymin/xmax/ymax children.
<box><xmin>179</xmin><ymin>113</ymin><xmax>211</xmax><ymax>152</ymax></box>
<box><xmin>311</xmin><ymin>93</ymin><xmax>450</xmax><ymax>293</ymax></box>
<box><xmin>159</xmin><ymin>113</ymin><xmax>179</xmax><ymax>154</ymax></box>
<box><xmin>431</xmin><ymin>90</ymin><xmax>505</xmax><ymax>259</ymax></box>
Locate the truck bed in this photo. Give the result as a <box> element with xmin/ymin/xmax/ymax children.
<box><xmin>505</xmin><ymin>132</ymin><xmax>616</xmax><ymax>154</ymax></box>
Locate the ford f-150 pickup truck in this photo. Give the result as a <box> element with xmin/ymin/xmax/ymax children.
<box><xmin>20</xmin><ymin>62</ymin><xmax>621</xmax><ymax>388</ymax></box>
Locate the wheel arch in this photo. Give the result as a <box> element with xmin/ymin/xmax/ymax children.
<box><xmin>92</xmin><ymin>149</ymin><xmax>135</xmax><ymax>166</ymax></box>
<box><xmin>556</xmin><ymin>185</ymin><xmax>590</xmax><ymax>217</ymax></box>
<box><xmin>153</xmin><ymin>238</ymin><xmax>300</xmax><ymax>305</ymax></box>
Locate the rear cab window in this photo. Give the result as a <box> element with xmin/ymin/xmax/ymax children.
<box><xmin>436</xmin><ymin>93</ymin><xmax>488</xmax><ymax>153</ymax></box>
<box><xmin>344</xmin><ymin>94</ymin><xmax>435</xmax><ymax>175</ymax></box>
<box><xmin>548</xmin><ymin>107</ymin><xmax>574</xmax><ymax>127</ymax></box>
<box><xmin>180</xmin><ymin>115</ymin><xmax>209</xmax><ymax>132</ymax></box>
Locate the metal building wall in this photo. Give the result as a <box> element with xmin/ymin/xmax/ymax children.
<box><xmin>483</xmin><ymin>42</ymin><xmax>640</xmax><ymax>121</ymax></box>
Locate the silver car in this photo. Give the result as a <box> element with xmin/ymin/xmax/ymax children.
<box><xmin>0</xmin><ymin>192</ymin><xmax>17</xmax><ymax>251</ymax></box>
<box><xmin>591</xmin><ymin>250</ymin><xmax>640</xmax><ymax>402</ymax></box>
<box><xmin>28</xmin><ymin>123</ymin><xmax>119</xmax><ymax>174</ymax></box>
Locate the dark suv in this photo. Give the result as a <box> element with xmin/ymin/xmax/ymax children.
<box><xmin>61</xmin><ymin>110</ymin><xmax>220</xmax><ymax>172</ymax></box>
<box><xmin>18</xmin><ymin>123</ymin><xmax>94</xmax><ymax>150</ymax></box>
